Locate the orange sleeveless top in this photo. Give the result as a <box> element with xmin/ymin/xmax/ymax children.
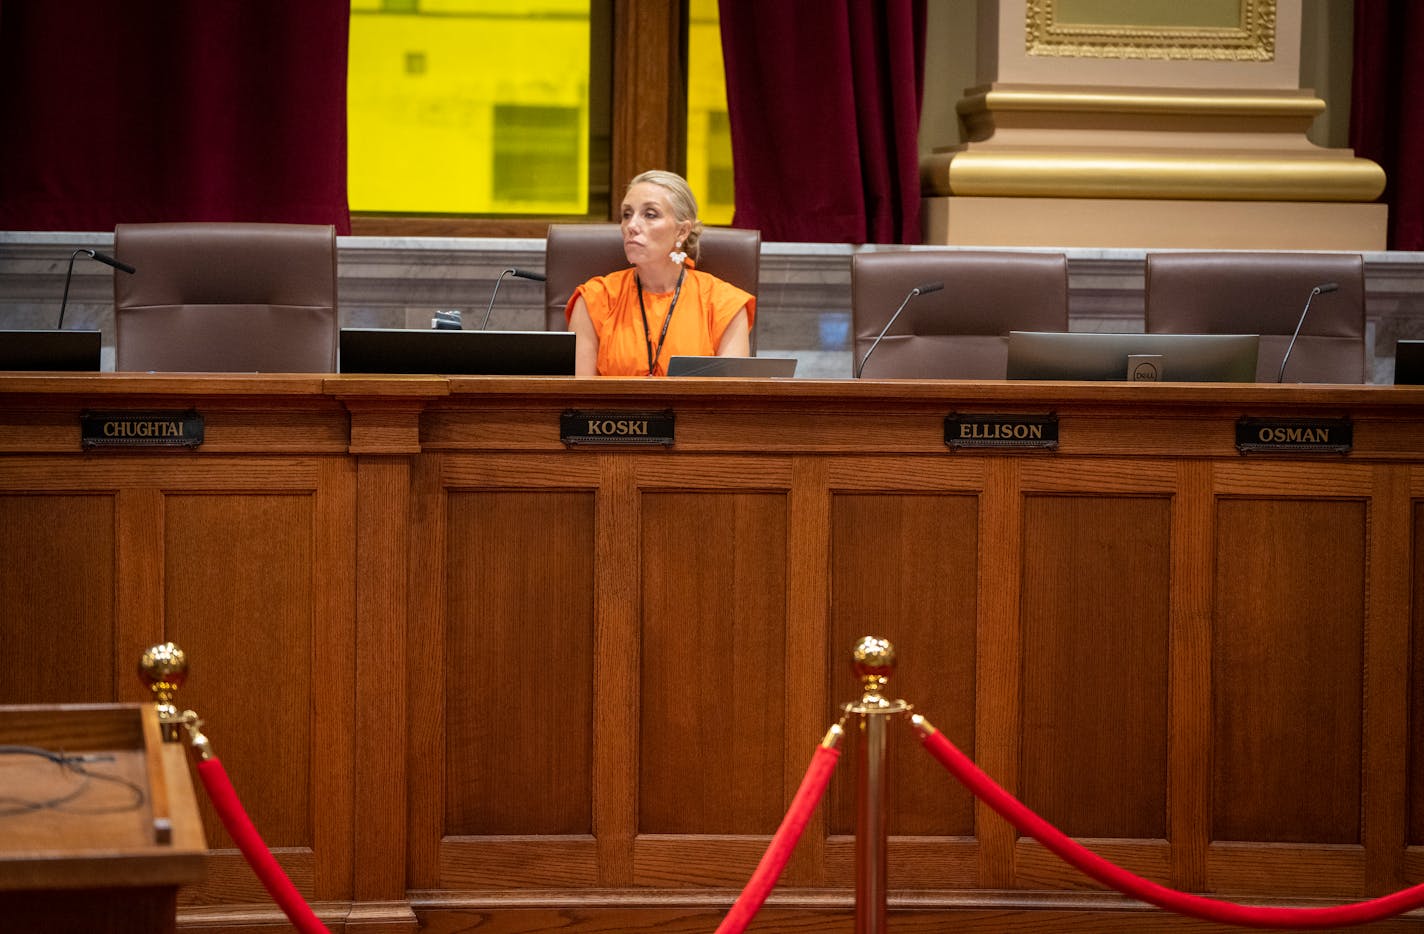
<box><xmin>566</xmin><ymin>264</ymin><xmax>755</xmax><ymax>377</ymax></box>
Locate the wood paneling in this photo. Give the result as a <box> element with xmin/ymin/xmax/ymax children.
<box><xmin>639</xmin><ymin>490</ymin><xmax>788</xmax><ymax>835</ymax></box>
<box><xmin>3</xmin><ymin>375</ymin><xmax>1424</xmax><ymax>932</ymax></box>
<box><xmin>0</xmin><ymin>492</ymin><xmax>115</xmax><ymax>704</ymax></box>
<box><xmin>1020</xmin><ymin>494</ymin><xmax>1171</xmax><ymax>842</ymax></box>
<box><xmin>1413</xmin><ymin>499</ymin><xmax>1424</xmax><ymax>847</ymax></box>
<box><xmin>445</xmin><ymin>490</ymin><xmax>596</xmax><ymax>836</ymax></box>
<box><xmin>165</xmin><ymin>493</ymin><xmax>315</xmax><ymax>849</ymax></box>
<box><xmin>827</xmin><ymin>491</ymin><xmax>979</xmax><ymax>839</ymax></box>
<box><xmin>1212</xmin><ymin>497</ymin><xmax>1365</xmax><ymax>846</ymax></box>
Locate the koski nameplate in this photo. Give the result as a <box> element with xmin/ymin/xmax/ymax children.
<box><xmin>561</xmin><ymin>409</ymin><xmax>675</xmax><ymax>446</ymax></box>
<box><xmin>945</xmin><ymin>413</ymin><xmax>1058</xmax><ymax>450</ymax></box>
<box><xmin>81</xmin><ymin>410</ymin><xmax>204</xmax><ymax>448</ymax></box>
<box><xmin>1235</xmin><ymin>417</ymin><xmax>1352</xmax><ymax>454</ymax></box>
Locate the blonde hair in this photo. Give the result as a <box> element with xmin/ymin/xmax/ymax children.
<box><xmin>628</xmin><ymin>169</ymin><xmax>703</xmax><ymax>262</ymax></box>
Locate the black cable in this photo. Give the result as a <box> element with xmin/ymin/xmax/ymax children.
<box><xmin>0</xmin><ymin>744</ymin><xmax>146</xmax><ymax>817</ymax></box>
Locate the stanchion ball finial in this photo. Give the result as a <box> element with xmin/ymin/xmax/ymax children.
<box><xmin>139</xmin><ymin>642</ymin><xmax>188</xmax><ymax>740</ymax></box>
<box><xmin>140</xmin><ymin>642</ymin><xmax>188</xmax><ymax>690</ymax></box>
<box><xmin>852</xmin><ymin>635</ymin><xmax>895</xmax><ymax>700</ymax></box>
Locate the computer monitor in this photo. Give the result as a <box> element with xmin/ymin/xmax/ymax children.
<box><xmin>1395</xmin><ymin>340</ymin><xmax>1424</xmax><ymax>385</ymax></box>
<box><xmin>1006</xmin><ymin>331</ymin><xmax>1260</xmax><ymax>383</ymax></box>
<box><xmin>666</xmin><ymin>355</ymin><xmax>797</xmax><ymax>377</ymax></box>
<box><xmin>338</xmin><ymin>328</ymin><xmax>575</xmax><ymax>375</ymax></box>
<box><xmin>0</xmin><ymin>330</ymin><xmax>102</xmax><ymax>371</ymax></box>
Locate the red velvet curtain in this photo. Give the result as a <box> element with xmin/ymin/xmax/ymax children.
<box><xmin>0</xmin><ymin>0</ymin><xmax>350</xmax><ymax>233</ymax></box>
<box><xmin>1350</xmin><ymin>0</ymin><xmax>1424</xmax><ymax>250</ymax></box>
<box><xmin>718</xmin><ymin>0</ymin><xmax>926</xmax><ymax>245</ymax></box>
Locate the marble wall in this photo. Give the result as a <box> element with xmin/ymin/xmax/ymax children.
<box><xmin>3</xmin><ymin>232</ymin><xmax>1423</xmax><ymax>381</ymax></box>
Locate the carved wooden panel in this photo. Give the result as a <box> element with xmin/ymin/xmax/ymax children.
<box><xmin>639</xmin><ymin>490</ymin><xmax>787</xmax><ymax>835</ymax></box>
<box><xmin>164</xmin><ymin>492</ymin><xmax>316</xmax><ymax>849</ymax></box>
<box><xmin>1212</xmin><ymin>497</ymin><xmax>1365</xmax><ymax>845</ymax></box>
<box><xmin>0</xmin><ymin>492</ymin><xmax>115</xmax><ymax>704</ymax></box>
<box><xmin>444</xmin><ymin>490</ymin><xmax>596</xmax><ymax>836</ymax></box>
<box><xmin>827</xmin><ymin>491</ymin><xmax>979</xmax><ymax>838</ymax></box>
<box><xmin>1019</xmin><ymin>494</ymin><xmax>1171</xmax><ymax>841</ymax></box>
<box><xmin>1411</xmin><ymin>498</ymin><xmax>1424</xmax><ymax>848</ymax></box>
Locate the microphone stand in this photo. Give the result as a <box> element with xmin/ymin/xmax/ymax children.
<box><xmin>1276</xmin><ymin>282</ymin><xmax>1339</xmax><ymax>383</ymax></box>
<box><xmin>854</xmin><ymin>282</ymin><xmax>944</xmax><ymax>378</ymax></box>
<box><xmin>479</xmin><ymin>267</ymin><xmax>547</xmax><ymax>330</ymax></box>
<box><xmin>59</xmin><ymin>248</ymin><xmax>136</xmax><ymax>329</ymax></box>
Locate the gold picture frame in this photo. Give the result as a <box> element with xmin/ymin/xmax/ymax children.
<box><xmin>1026</xmin><ymin>0</ymin><xmax>1276</xmax><ymax>61</ymax></box>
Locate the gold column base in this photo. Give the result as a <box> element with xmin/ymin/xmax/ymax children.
<box><xmin>922</xmin><ymin>85</ymin><xmax>1387</xmax><ymax>204</ymax></box>
<box><xmin>921</xmin><ymin>196</ymin><xmax>1387</xmax><ymax>250</ymax></box>
<box><xmin>921</xmin><ymin>148</ymin><xmax>1385</xmax><ymax>202</ymax></box>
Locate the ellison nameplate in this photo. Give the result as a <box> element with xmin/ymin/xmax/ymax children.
<box><xmin>1235</xmin><ymin>417</ymin><xmax>1351</xmax><ymax>454</ymax></box>
<box><xmin>81</xmin><ymin>410</ymin><xmax>204</xmax><ymax>449</ymax></box>
<box><xmin>945</xmin><ymin>414</ymin><xmax>1058</xmax><ymax>450</ymax></box>
<box><xmin>561</xmin><ymin>409</ymin><xmax>675</xmax><ymax>446</ymax></box>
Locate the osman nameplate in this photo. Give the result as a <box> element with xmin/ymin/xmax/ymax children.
<box><xmin>1236</xmin><ymin>417</ymin><xmax>1352</xmax><ymax>454</ymax></box>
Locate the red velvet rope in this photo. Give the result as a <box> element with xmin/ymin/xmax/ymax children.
<box><xmin>195</xmin><ymin>757</ymin><xmax>332</xmax><ymax>934</ymax></box>
<box><xmin>916</xmin><ymin>722</ymin><xmax>1424</xmax><ymax>929</ymax></box>
<box><xmin>715</xmin><ymin>743</ymin><xmax>842</xmax><ymax>934</ymax></box>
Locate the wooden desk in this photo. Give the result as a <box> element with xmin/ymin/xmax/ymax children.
<box><xmin>0</xmin><ymin>704</ymin><xmax>206</xmax><ymax>934</ymax></box>
<box><xmin>2</xmin><ymin>373</ymin><xmax>1422</xmax><ymax>932</ymax></box>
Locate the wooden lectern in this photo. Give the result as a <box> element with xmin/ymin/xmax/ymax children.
<box><xmin>0</xmin><ymin>704</ymin><xmax>207</xmax><ymax>934</ymax></box>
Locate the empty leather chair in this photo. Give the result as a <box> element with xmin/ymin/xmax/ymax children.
<box><xmin>1145</xmin><ymin>252</ymin><xmax>1366</xmax><ymax>383</ymax></box>
<box><xmin>851</xmin><ymin>250</ymin><xmax>1069</xmax><ymax>379</ymax></box>
<box><xmin>544</xmin><ymin>223</ymin><xmax>761</xmax><ymax>339</ymax></box>
<box><xmin>114</xmin><ymin>222</ymin><xmax>339</xmax><ymax>372</ymax></box>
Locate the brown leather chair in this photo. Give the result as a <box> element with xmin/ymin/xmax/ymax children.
<box><xmin>114</xmin><ymin>222</ymin><xmax>338</xmax><ymax>372</ymax></box>
<box><xmin>851</xmin><ymin>250</ymin><xmax>1069</xmax><ymax>379</ymax></box>
<box><xmin>543</xmin><ymin>223</ymin><xmax>762</xmax><ymax>341</ymax></box>
<box><xmin>1144</xmin><ymin>252</ymin><xmax>1366</xmax><ymax>383</ymax></box>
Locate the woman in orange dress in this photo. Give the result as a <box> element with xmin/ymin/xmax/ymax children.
<box><xmin>566</xmin><ymin>170</ymin><xmax>754</xmax><ymax>376</ymax></box>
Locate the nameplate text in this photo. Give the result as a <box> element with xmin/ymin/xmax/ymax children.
<box><xmin>1235</xmin><ymin>417</ymin><xmax>1352</xmax><ymax>454</ymax></box>
<box><xmin>945</xmin><ymin>413</ymin><xmax>1058</xmax><ymax>450</ymax></box>
<box><xmin>81</xmin><ymin>410</ymin><xmax>204</xmax><ymax>449</ymax></box>
<box><xmin>561</xmin><ymin>409</ymin><xmax>675</xmax><ymax>446</ymax></box>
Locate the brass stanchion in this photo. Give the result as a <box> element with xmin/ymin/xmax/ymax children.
<box><xmin>845</xmin><ymin>636</ymin><xmax>910</xmax><ymax>934</ymax></box>
<box><xmin>139</xmin><ymin>642</ymin><xmax>189</xmax><ymax>741</ymax></box>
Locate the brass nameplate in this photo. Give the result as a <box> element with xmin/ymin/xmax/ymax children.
<box><xmin>561</xmin><ymin>410</ymin><xmax>674</xmax><ymax>446</ymax></box>
<box><xmin>945</xmin><ymin>413</ymin><xmax>1058</xmax><ymax>450</ymax></box>
<box><xmin>1236</xmin><ymin>417</ymin><xmax>1352</xmax><ymax>454</ymax></box>
<box><xmin>81</xmin><ymin>410</ymin><xmax>204</xmax><ymax>448</ymax></box>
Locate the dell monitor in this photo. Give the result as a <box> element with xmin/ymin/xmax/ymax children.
<box><xmin>1006</xmin><ymin>331</ymin><xmax>1260</xmax><ymax>383</ymax></box>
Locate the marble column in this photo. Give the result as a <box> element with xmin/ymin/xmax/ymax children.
<box><xmin>920</xmin><ymin>0</ymin><xmax>1387</xmax><ymax>249</ymax></box>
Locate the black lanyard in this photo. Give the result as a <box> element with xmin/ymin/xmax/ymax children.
<box><xmin>636</xmin><ymin>266</ymin><xmax>686</xmax><ymax>376</ymax></box>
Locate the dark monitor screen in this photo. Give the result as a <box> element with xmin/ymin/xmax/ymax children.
<box><xmin>666</xmin><ymin>355</ymin><xmax>798</xmax><ymax>377</ymax></box>
<box><xmin>339</xmin><ymin>328</ymin><xmax>575</xmax><ymax>376</ymax></box>
<box><xmin>1395</xmin><ymin>340</ymin><xmax>1424</xmax><ymax>385</ymax></box>
<box><xmin>1007</xmin><ymin>331</ymin><xmax>1260</xmax><ymax>383</ymax></box>
<box><xmin>0</xmin><ymin>330</ymin><xmax>102</xmax><ymax>371</ymax></box>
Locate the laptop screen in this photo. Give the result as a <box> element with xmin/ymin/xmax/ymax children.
<box><xmin>0</xmin><ymin>330</ymin><xmax>102</xmax><ymax>371</ymax></box>
<box><xmin>666</xmin><ymin>355</ymin><xmax>797</xmax><ymax>377</ymax></box>
<box><xmin>339</xmin><ymin>329</ymin><xmax>575</xmax><ymax>376</ymax></box>
<box><xmin>1395</xmin><ymin>340</ymin><xmax>1424</xmax><ymax>385</ymax></box>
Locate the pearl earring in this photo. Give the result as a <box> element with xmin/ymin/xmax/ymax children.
<box><xmin>669</xmin><ymin>241</ymin><xmax>687</xmax><ymax>265</ymax></box>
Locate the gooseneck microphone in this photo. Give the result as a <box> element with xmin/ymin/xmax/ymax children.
<box><xmin>58</xmin><ymin>248</ymin><xmax>136</xmax><ymax>329</ymax></box>
<box><xmin>1276</xmin><ymin>282</ymin><xmax>1339</xmax><ymax>383</ymax></box>
<box><xmin>854</xmin><ymin>281</ymin><xmax>945</xmax><ymax>378</ymax></box>
<box><xmin>480</xmin><ymin>267</ymin><xmax>547</xmax><ymax>330</ymax></box>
